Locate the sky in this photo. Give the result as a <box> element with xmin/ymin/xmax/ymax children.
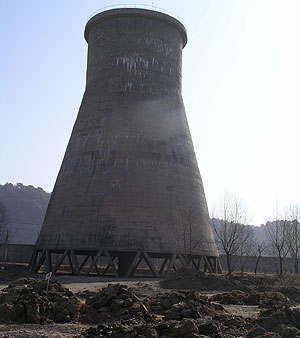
<box><xmin>0</xmin><ymin>0</ymin><xmax>299</xmax><ymax>225</ymax></box>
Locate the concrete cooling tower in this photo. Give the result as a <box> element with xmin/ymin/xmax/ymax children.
<box><xmin>29</xmin><ymin>7</ymin><xmax>221</xmax><ymax>277</ymax></box>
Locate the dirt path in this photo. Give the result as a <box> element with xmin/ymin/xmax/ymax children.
<box><xmin>53</xmin><ymin>275</ymin><xmax>163</xmax><ymax>297</ymax></box>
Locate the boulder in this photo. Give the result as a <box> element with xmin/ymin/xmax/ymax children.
<box><xmin>172</xmin><ymin>318</ymin><xmax>199</xmax><ymax>337</ymax></box>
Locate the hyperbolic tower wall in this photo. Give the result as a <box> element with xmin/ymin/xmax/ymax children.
<box><xmin>30</xmin><ymin>8</ymin><xmax>220</xmax><ymax>277</ymax></box>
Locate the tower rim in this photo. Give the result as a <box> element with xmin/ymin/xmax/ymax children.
<box><xmin>84</xmin><ymin>7</ymin><xmax>187</xmax><ymax>47</ymax></box>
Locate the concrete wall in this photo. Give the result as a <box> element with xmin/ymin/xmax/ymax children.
<box><xmin>0</xmin><ymin>244</ymin><xmax>35</xmax><ymax>263</ymax></box>
<box><xmin>219</xmin><ymin>255</ymin><xmax>296</xmax><ymax>275</ymax></box>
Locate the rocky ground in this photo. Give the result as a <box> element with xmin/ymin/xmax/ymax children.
<box><xmin>1</xmin><ymin>265</ymin><xmax>300</xmax><ymax>337</ymax></box>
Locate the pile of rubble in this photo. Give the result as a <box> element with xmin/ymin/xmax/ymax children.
<box><xmin>80</xmin><ymin>284</ymin><xmax>252</xmax><ymax>337</ymax></box>
<box><xmin>80</xmin><ymin>283</ymin><xmax>300</xmax><ymax>338</ymax></box>
<box><xmin>84</xmin><ymin>284</ymin><xmax>221</xmax><ymax>320</ymax></box>
<box><xmin>210</xmin><ymin>289</ymin><xmax>300</xmax><ymax>337</ymax></box>
<box><xmin>81</xmin><ymin>317</ymin><xmax>221</xmax><ymax>338</ymax></box>
<box><xmin>256</xmin><ymin>305</ymin><xmax>300</xmax><ymax>337</ymax></box>
<box><xmin>0</xmin><ymin>277</ymin><xmax>80</xmax><ymax>323</ymax></box>
<box><xmin>83</xmin><ymin>283</ymin><xmax>150</xmax><ymax>321</ymax></box>
<box><xmin>150</xmin><ymin>290</ymin><xmax>219</xmax><ymax>320</ymax></box>
<box><xmin>80</xmin><ymin>313</ymin><xmax>251</xmax><ymax>338</ymax></box>
<box><xmin>3</xmin><ymin>276</ymin><xmax>300</xmax><ymax>337</ymax></box>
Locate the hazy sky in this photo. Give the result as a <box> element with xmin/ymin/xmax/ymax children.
<box><xmin>1</xmin><ymin>0</ymin><xmax>299</xmax><ymax>225</ymax></box>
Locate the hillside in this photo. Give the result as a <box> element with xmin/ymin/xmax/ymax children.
<box><xmin>0</xmin><ymin>183</ymin><xmax>50</xmax><ymax>244</ymax></box>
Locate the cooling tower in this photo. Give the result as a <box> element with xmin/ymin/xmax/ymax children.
<box><xmin>30</xmin><ymin>8</ymin><xmax>220</xmax><ymax>276</ymax></box>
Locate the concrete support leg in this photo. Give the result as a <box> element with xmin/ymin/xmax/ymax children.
<box><xmin>79</xmin><ymin>255</ymin><xmax>90</xmax><ymax>272</ymax></box>
<box><xmin>143</xmin><ymin>251</ymin><xmax>160</xmax><ymax>278</ymax></box>
<box><xmin>70</xmin><ymin>250</ymin><xmax>80</xmax><ymax>275</ymax></box>
<box><xmin>166</xmin><ymin>253</ymin><xmax>177</xmax><ymax>277</ymax></box>
<box><xmin>52</xmin><ymin>249</ymin><xmax>69</xmax><ymax>274</ymax></box>
<box><xmin>85</xmin><ymin>251</ymin><xmax>103</xmax><ymax>276</ymax></box>
<box><xmin>216</xmin><ymin>257</ymin><xmax>223</xmax><ymax>273</ymax></box>
<box><xmin>29</xmin><ymin>248</ymin><xmax>221</xmax><ymax>276</ymax></box>
<box><xmin>123</xmin><ymin>252</ymin><xmax>141</xmax><ymax>277</ymax></box>
<box><xmin>28</xmin><ymin>249</ymin><xmax>38</xmax><ymax>271</ymax></box>
<box><xmin>33</xmin><ymin>250</ymin><xmax>46</xmax><ymax>273</ymax></box>
<box><xmin>204</xmin><ymin>256</ymin><xmax>214</xmax><ymax>273</ymax></box>
<box><xmin>177</xmin><ymin>254</ymin><xmax>188</xmax><ymax>268</ymax></box>
<box><xmin>104</xmin><ymin>250</ymin><xmax>119</xmax><ymax>277</ymax></box>
<box><xmin>45</xmin><ymin>249</ymin><xmax>52</xmax><ymax>273</ymax></box>
<box><xmin>159</xmin><ymin>258</ymin><xmax>169</xmax><ymax>275</ymax></box>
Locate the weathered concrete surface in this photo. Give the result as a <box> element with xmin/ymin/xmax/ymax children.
<box><xmin>36</xmin><ymin>8</ymin><xmax>218</xmax><ymax>257</ymax></box>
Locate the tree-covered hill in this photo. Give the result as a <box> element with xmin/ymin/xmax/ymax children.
<box><xmin>0</xmin><ymin>183</ymin><xmax>50</xmax><ymax>244</ymax></box>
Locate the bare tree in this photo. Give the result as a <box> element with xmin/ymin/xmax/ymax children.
<box><xmin>212</xmin><ymin>192</ymin><xmax>251</xmax><ymax>275</ymax></box>
<box><xmin>237</xmin><ymin>225</ymin><xmax>254</xmax><ymax>275</ymax></box>
<box><xmin>252</xmin><ymin>240</ymin><xmax>268</xmax><ymax>274</ymax></box>
<box><xmin>0</xmin><ymin>201</ymin><xmax>8</xmax><ymax>240</ymax></box>
<box><xmin>286</xmin><ymin>204</ymin><xmax>300</xmax><ymax>274</ymax></box>
<box><xmin>174</xmin><ymin>204</ymin><xmax>201</xmax><ymax>258</ymax></box>
<box><xmin>0</xmin><ymin>201</ymin><xmax>9</xmax><ymax>261</ymax></box>
<box><xmin>265</xmin><ymin>205</ymin><xmax>290</xmax><ymax>276</ymax></box>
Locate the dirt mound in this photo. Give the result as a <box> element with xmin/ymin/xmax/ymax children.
<box><xmin>0</xmin><ymin>277</ymin><xmax>81</xmax><ymax>323</ymax></box>
<box><xmin>160</xmin><ymin>268</ymin><xmax>300</xmax><ymax>296</ymax></box>
<box><xmin>0</xmin><ymin>263</ymin><xmax>38</xmax><ymax>282</ymax></box>
<box><xmin>211</xmin><ymin>290</ymin><xmax>291</xmax><ymax>307</ymax></box>
<box><xmin>160</xmin><ymin>268</ymin><xmax>250</xmax><ymax>291</ymax></box>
